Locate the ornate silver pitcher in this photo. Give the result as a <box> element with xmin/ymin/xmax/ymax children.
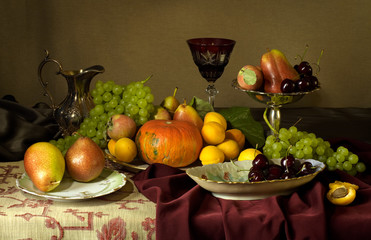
<box><xmin>38</xmin><ymin>50</ymin><xmax>104</xmax><ymax>136</ymax></box>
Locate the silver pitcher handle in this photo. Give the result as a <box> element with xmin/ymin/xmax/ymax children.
<box><xmin>37</xmin><ymin>49</ymin><xmax>63</xmax><ymax>109</ymax></box>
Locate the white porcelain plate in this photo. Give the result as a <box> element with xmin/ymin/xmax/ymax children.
<box><xmin>186</xmin><ymin>159</ymin><xmax>325</xmax><ymax>200</ymax></box>
<box><xmin>16</xmin><ymin>168</ymin><xmax>126</xmax><ymax>201</ymax></box>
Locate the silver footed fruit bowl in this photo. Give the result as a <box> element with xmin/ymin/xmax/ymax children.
<box><xmin>231</xmin><ymin>79</ymin><xmax>320</xmax><ymax>107</ymax></box>
<box><xmin>231</xmin><ymin>79</ymin><xmax>320</xmax><ymax>135</ymax></box>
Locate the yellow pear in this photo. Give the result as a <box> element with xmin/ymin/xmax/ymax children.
<box><xmin>173</xmin><ymin>100</ymin><xmax>203</xmax><ymax>131</ymax></box>
<box><xmin>24</xmin><ymin>142</ymin><xmax>65</xmax><ymax>192</ymax></box>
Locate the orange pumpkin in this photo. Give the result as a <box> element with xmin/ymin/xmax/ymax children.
<box><xmin>135</xmin><ymin>120</ymin><xmax>203</xmax><ymax>167</ymax></box>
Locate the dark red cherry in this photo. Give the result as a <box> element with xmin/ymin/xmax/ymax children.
<box><xmin>252</xmin><ymin>154</ymin><xmax>270</xmax><ymax>170</ymax></box>
<box><xmin>281</xmin><ymin>170</ymin><xmax>296</xmax><ymax>179</ymax></box>
<box><xmin>297</xmin><ymin>61</ymin><xmax>312</xmax><ymax>76</ymax></box>
<box><xmin>307</xmin><ymin>75</ymin><xmax>319</xmax><ymax>89</ymax></box>
<box><xmin>281</xmin><ymin>79</ymin><xmax>296</xmax><ymax>93</ymax></box>
<box><xmin>248</xmin><ymin>169</ymin><xmax>265</xmax><ymax>182</ymax></box>
<box><xmin>294</xmin><ymin>64</ymin><xmax>300</xmax><ymax>73</ymax></box>
<box><xmin>297</xmin><ymin>162</ymin><xmax>316</xmax><ymax>177</ymax></box>
<box><xmin>266</xmin><ymin>164</ymin><xmax>283</xmax><ymax>180</ymax></box>
<box><xmin>296</xmin><ymin>77</ymin><xmax>311</xmax><ymax>92</ymax></box>
<box><xmin>281</xmin><ymin>155</ymin><xmax>296</xmax><ymax>170</ymax></box>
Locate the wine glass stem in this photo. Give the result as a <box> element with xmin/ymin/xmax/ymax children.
<box><xmin>269</xmin><ymin>106</ymin><xmax>281</xmax><ymax>135</ymax></box>
<box><xmin>206</xmin><ymin>83</ymin><xmax>218</xmax><ymax>108</ymax></box>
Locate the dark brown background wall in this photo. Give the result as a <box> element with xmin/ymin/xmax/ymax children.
<box><xmin>1</xmin><ymin>0</ymin><xmax>370</xmax><ymax>108</ymax></box>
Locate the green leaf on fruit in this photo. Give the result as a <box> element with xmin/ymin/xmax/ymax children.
<box><xmin>189</xmin><ymin>96</ymin><xmax>214</xmax><ymax>119</ymax></box>
<box><xmin>218</xmin><ymin>107</ymin><xmax>265</xmax><ymax>148</ymax></box>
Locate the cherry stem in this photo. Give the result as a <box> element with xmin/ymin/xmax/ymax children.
<box><xmin>317</xmin><ymin>49</ymin><xmax>324</xmax><ymax>66</ymax></box>
<box><xmin>313</xmin><ymin>49</ymin><xmax>324</xmax><ymax>76</ymax></box>
<box><xmin>295</xmin><ymin>44</ymin><xmax>309</xmax><ymax>62</ymax></box>
<box><xmin>286</xmin><ymin>145</ymin><xmax>293</xmax><ymax>158</ymax></box>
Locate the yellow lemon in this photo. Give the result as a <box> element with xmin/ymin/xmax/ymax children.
<box><xmin>238</xmin><ymin>148</ymin><xmax>262</xmax><ymax>161</ymax></box>
<box><xmin>204</xmin><ymin>112</ymin><xmax>227</xmax><ymax>130</ymax></box>
<box><xmin>114</xmin><ymin>137</ymin><xmax>137</xmax><ymax>163</ymax></box>
<box><xmin>217</xmin><ymin>139</ymin><xmax>240</xmax><ymax>160</ymax></box>
<box><xmin>199</xmin><ymin>145</ymin><xmax>225</xmax><ymax>165</ymax></box>
<box><xmin>108</xmin><ymin>139</ymin><xmax>116</xmax><ymax>156</ymax></box>
<box><xmin>201</xmin><ymin>122</ymin><xmax>225</xmax><ymax>145</ymax></box>
<box><xmin>225</xmin><ymin>129</ymin><xmax>245</xmax><ymax>150</ymax></box>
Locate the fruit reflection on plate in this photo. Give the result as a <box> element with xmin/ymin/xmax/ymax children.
<box><xmin>186</xmin><ymin>159</ymin><xmax>325</xmax><ymax>200</ymax></box>
<box><xmin>16</xmin><ymin>168</ymin><xmax>126</xmax><ymax>201</ymax></box>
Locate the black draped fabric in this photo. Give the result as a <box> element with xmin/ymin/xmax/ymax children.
<box><xmin>0</xmin><ymin>96</ymin><xmax>59</xmax><ymax>162</ymax></box>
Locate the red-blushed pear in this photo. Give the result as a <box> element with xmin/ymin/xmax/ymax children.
<box><xmin>237</xmin><ymin>65</ymin><xmax>264</xmax><ymax>91</ymax></box>
<box><xmin>107</xmin><ymin>114</ymin><xmax>137</xmax><ymax>140</ymax></box>
<box><xmin>24</xmin><ymin>142</ymin><xmax>65</xmax><ymax>192</ymax></box>
<box><xmin>173</xmin><ymin>100</ymin><xmax>203</xmax><ymax>131</ymax></box>
<box><xmin>260</xmin><ymin>49</ymin><xmax>299</xmax><ymax>93</ymax></box>
<box><xmin>65</xmin><ymin>137</ymin><xmax>105</xmax><ymax>182</ymax></box>
<box><xmin>153</xmin><ymin>106</ymin><xmax>172</xmax><ymax>120</ymax></box>
<box><xmin>161</xmin><ymin>87</ymin><xmax>180</xmax><ymax>116</ymax></box>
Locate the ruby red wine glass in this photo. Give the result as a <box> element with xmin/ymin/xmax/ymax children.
<box><xmin>187</xmin><ymin>38</ymin><xmax>236</xmax><ymax>107</ymax></box>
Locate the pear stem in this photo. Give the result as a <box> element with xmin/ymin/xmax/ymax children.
<box><xmin>173</xmin><ymin>87</ymin><xmax>178</xmax><ymax>97</ymax></box>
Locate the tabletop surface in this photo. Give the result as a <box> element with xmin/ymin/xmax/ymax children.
<box><xmin>1</xmin><ymin>107</ymin><xmax>371</xmax><ymax>239</ymax></box>
<box><xmin>0</xmin><ymin>161</ymin><xmax>156</xmax><ymax>239</ymax></box>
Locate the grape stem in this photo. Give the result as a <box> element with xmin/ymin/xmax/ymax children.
<box><xmin>263</xmin><ymin>108</ymin><xmax>278</xmax><ymax>136</ymax></box>
<box><xmin>293</xmin><ymin>118</ymin><xmax>302</xmax><ymax>127</ymax></box>
<box><xmin>141</xmin><ymin>74</ymin><xmax>153</xmax><ymax>84</ymax></box>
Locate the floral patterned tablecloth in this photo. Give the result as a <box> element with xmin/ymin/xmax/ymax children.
<box><xmin>0</xmin><ymin>161</ymin><xmax>156</xmax><ymax>239</ymax></box>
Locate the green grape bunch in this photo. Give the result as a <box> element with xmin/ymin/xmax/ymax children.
<box><xmin>261</xmin><ymin>108</ymin><xmax>366</xmax><ymax>176</ymax></box>
<box><xmin>50</xmin><ymin>75</ymin><xmax>156</xmax><ymax>154</ymax></box>
<box><xmin>262</xmin><ymin>126</ymin><xmax>366</xmax><ymax>176</ymax></box>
